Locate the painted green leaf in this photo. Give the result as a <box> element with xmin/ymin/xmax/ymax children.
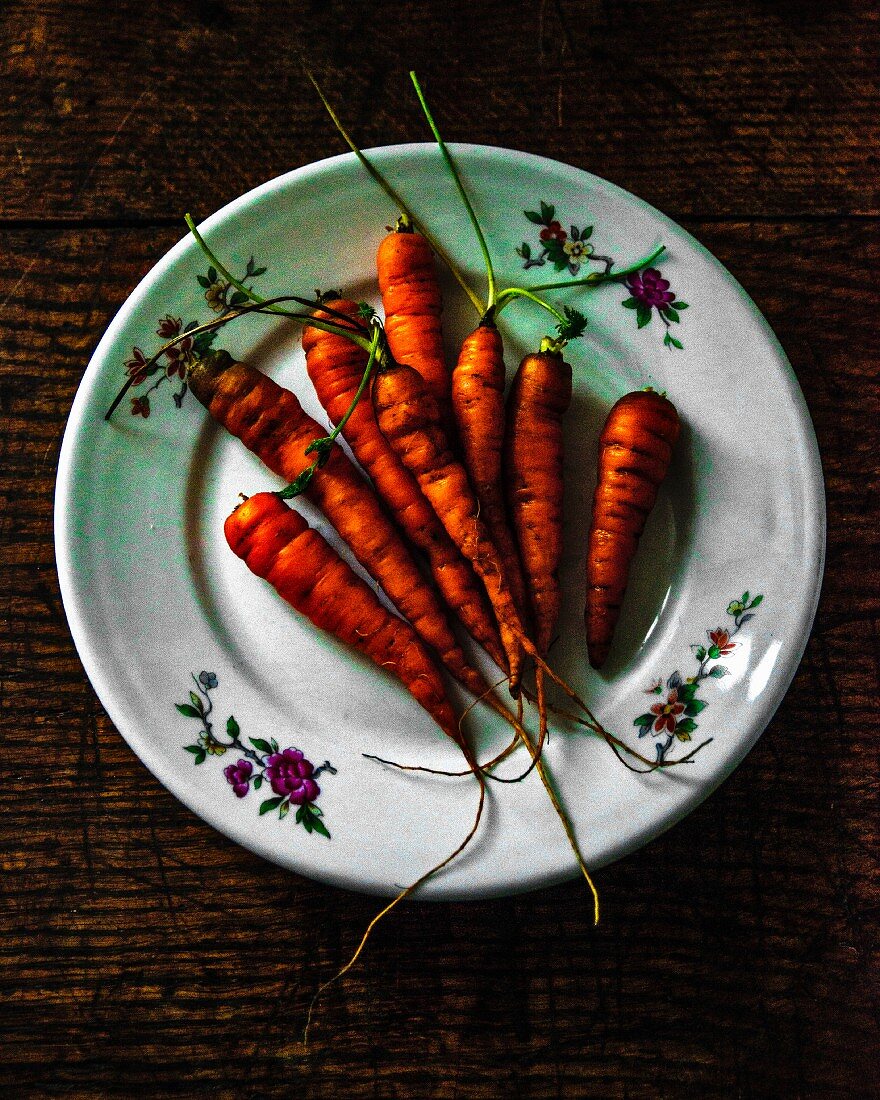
<box><xmin>176</xmin><ymin>703</ymin><xmax>200</xmax><ymax>718</ymax></box>
<box><xmin>309</xmin><ymin>816</ymin><xmax>331</xmax><ymax>840</ymax></box>
<box><xmin>675</xmin><ymin>728</ymin><xmax>693</xmax><ymax>742</ymax></box>
<box><xmin>664</xmin><ymin>306</ymin><xmax>680</xmax><ymax>323</ymax></box>
<box><xmin>519</xmin><ymin>242</ymin><xmax>532</xmax><ymax>259</ymax></box>
<box><xmin>184</xmin><ymin>744</ymin><xmax>203</xmax><ymax>755</ymax></box>
<box><xmin>676</xmin><ymin>718</ymin><xmax>698</xmax><ymax>734</ymax></box>
<box><xmin>667</xmin><ymin>335</ymin><xmax>684</xmax><ymax>350</ymax></box>
<box><xmin>750</xmin><ymin>594</ymin><xmax>763</xmax><ymax>608</ymax></box>
<box><xmin>253</xmin><ymin>775</ymin><xmax>263</xmax><ymax>790</ymax></box>
<box><xmin>196</xmin><ymin>275</ymin><xmax>211</xmax><ymax>288</ymax></box>
<box><xmin>673</xmin><ymin>301</ymin><xmax>689</xmax><ymax>310</ymax></box>
<box><xmin>678</xmin><ymin>682</ymin><xmax>698</xmax><ymax>701</ymax></box>
<box><xmin>279</xmin><ymin>801</ymin><xmax>290</xmax><ymax>820</ymax></box>
<box><xmin>684</xmin><ymin>698</ymin><xmax>708</xmax><ymax>717</ymax></box>
<box><xmin>250</xmin><ymin>266</ymin><xmax>267</xmax><ymax>278</ymax></box>
<box><xmin>554</xmin><ymin>256</ymin><xmax>569</xmax><ymax>272</ymax></box>
<box><xmin>189</xmin><ymin>691</ymin><xmax>204</xmax><ymax>712</ymax></box>
<box><xmin>229</xmin><ymin>290</ymin><xmax>248</xmax><ymax>307</ymax></box>
<box><xmin>707</xmin><ymin>645</ymin><xmax>721</xmax><ymax>660</ymax></box>
<box><xmin>250</xmin><ymin>737</ymin><xmax>273</xmax><ymax>754</ymax></box>
<box><xmin>621</xmin><ymin>297</ymin><xmax>639</xmax><ymax>309</ymax></box>
<box><xmin>226</xmin><ymin>715</ymin><xmax>240</xmax><ymax>739</ymax></box>
<box><xmin>637</xmin><ymin>305</ymin><xmax>652</xmax><ymax>328</ymax></box>
<box><xmin>192</xmin><ymin>332</ymin><xmax>217</xmax><ymax>355</ymax></box>
<box><xmin>634</xmin><ymin>713</ymin><xmax>655</xmax><ymax>728</ymax></box>
<box><xmin>582</xmin><ymin>225</ymin><xmax>593</xmax><ymax>240</ymax></box>
<box><xmin>693</xmin><ymin>645</ymin><xmax>707</xmax><ymax>661</ymax></box>
<box><xmin>524</xmin><ymin>210</ymin><xmax>544</xmax><ymax>224</ymax></box>
<box><xmin>540</xmin><ymin>200</ymin><xmax>555</xmax><ymax>222</ymax></box>
<box><xmin>708</xmin><ymin>665</ymin><xmax>729</xmax><ymax>678</ymax></box>
<box><xmin>259</xmin><ymin>796</ymin><xmax>284</xmax><ymax>816</ymax></box>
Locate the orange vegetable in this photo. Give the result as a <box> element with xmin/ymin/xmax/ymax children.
<box><xmin>225</xmin><ymin>492</ymin><xmax>469</xmax><ymax>752</ymax></box>
<box><xmin>188</xmin><ymin>351</ymin><xmax>482</xmax><ymax>694</ymax></box>
<box><xmin>376</xmin><ymin>226</ymin><xmax>452</xmax><ymax>426</ymax></box>
<box><xmin>372</xmin><ymin>358</ymin><xmax>532</xmax><ymax>691</ymax></box>
<box><xmin>585</xmin><ymin>389</ymin><xmax>680</xmax><ymax>669</ymax></box>
<box><xmin>451</xmin><ymin>319</ymin><xmax>530</xmax><ymax>628</ymax></box>
<box><xmin>505</xmin><ymin>349</ymin><xmax>573</xmax><ymax>656</ymax></box>
<box><xmin>302</xmin><ymin>301</ymin><xmax>504</xmax><ymax>669</ymax></box>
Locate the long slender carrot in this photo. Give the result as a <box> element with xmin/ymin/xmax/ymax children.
<box><xmin>505</xmin><ymin>347</ymin><xmax>574</xmax><ymax>656</ymax></box>
<box><xmin>585</xmin><ymin>389</ymin><xmax>680</xmax><ymax>669</ymax></box>
<box><xmin>372</xmin><ymin>358</ymin><xmax>533</xmax><ymax>692</ymax></box>
<box><xmin>451</xmin><ymin>318</ymin><xmax>530</xmax><ymax>627</ymax></box>
<box><xmin>303</xmin><ymin>300</ymin><xmax>506</xmax><ymax>670</ymax></box>
<box><xmin>376</xmin><ymin>223</ymin><xmax>453</xmax><ymax>428</ymax></box>
<box><xmin>225</xmin><ymin>491</ymin><xmax>470</xmax><ymax>753</ymax></box>
<box><xmin>188</xmin><ymin>350</ymin><xmax>484</xmax><ymax>695</ymax></box>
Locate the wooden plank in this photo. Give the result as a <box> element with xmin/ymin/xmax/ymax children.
<box><xmin>0</xmin><ymin>1</ymin><xmax>877</xmax><ymax>222</ymax></box>
<box><xmin>0</xmin><ymin>219</ymin><xmax>877</xmax><ymax>1095</ymax></box>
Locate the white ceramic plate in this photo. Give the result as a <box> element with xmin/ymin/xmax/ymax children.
<box><xmin>55</xmin><ymin>145</ymin><xmax>825</xmax><ymax>899</ymax></box>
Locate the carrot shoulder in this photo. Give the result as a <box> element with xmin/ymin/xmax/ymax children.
<box><xmin>302</xmin><ymin>301</ymin><xmax>505</xmax><ymax>669</ymax></box>
<box><xmin>225</xmin><ymin>492</ymin><xmax>466</xmax><ymax>749</ymax></box>
<box><xmin>505</xmin><ymin>350</ymin><xmax>573</xmax><ymax>656</ymax></box>
<box><xmin>585</xmin><ymin>389</ymin><xmax>680</xmax><ymax>669</ymax></box>
<box><xmin>377</xmin><ymin>228</ymin><xmax>451</xmax><ymax>423</ymax></box>
<box><xmin>188</xmin><ymin>351</ymin><xmax>478</xmax><ymax>692</ymax></box>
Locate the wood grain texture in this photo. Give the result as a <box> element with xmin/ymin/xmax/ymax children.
<box><xmin>1</xmin><ymin>1</ymin><xmax>878</xmax><ymax>1096</ymax></box>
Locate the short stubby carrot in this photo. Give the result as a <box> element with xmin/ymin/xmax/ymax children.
<box><xmin>505</xmin><ymin>350</ymin><xmax>573</xmax><ymax>656</ymax></box>
<box><xmin>376</xmin><ymin>226</ymin><xmax>452</xmax><ymax>426</ymax></box>
<box><xmin>225</xmin><ymin>492</ymin><xmax>467</xmax><ymax>751</ymax></box>
<box><xmin>585</xmin><ymin>389</ymin><xmax>680</xmax><ymax>669</ymax></box>
<box><xmin>303</xmin><ymin>301</ymin><xmax>505</xmax><ymax>671</ymax></box>
<box><xmin>188</xmin><ymin>351</ymin><xmax>481</xmax><ymax>693</ymax></box>
<box><xmin>452</xmin><ymin>320</ymin><xmax>530</xmax><ymax>627</ymax></box>
<box><xmin>372</xmin><ymin>359</ymin><xmax>531</xmax><ymax>691</ymax></box>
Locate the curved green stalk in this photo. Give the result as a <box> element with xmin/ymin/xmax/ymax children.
<box><xmin>409</xmin><ymin>71</ymin><xmax>495</xmax><ymax>312</ymax></box>
<box><xmin>516</xmin><ymin>244</ymin><xmax>667</xmax><ymax>297</ymax></box>
<box><xmin>306</xmin><ymin>71</ymin><xmax>484</xmax><ymax>317</ymax></box>
<box><xmin>277</xmin><ymin>325</ymin><xmax>383</xmax><ymax>500</ymax></box>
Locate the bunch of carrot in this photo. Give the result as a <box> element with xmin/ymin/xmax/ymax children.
<box><xmin>106</xmin><ymin>73</ymin><xmax>684</xmax><ymax>1036</ymax></box>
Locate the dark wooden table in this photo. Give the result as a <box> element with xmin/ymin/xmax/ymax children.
<box><xmin>2</xmin><ymin>2</ymin><xmax>877</xmax><ymax>1096</ymax></box>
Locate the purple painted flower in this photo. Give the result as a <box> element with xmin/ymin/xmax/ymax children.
<box><xmin>626</xmin><ymin>268</ymin><xmax>676</xmax><ymax>309</ymax></box>
<box><xmin>265</xmin><ymin>749</ymin><xmax>320</xmax><ymax>805</ymax></box>
<box><xmin>223</xmin><ymin>758</ymin><xmax>253</xmax><ymax>798</ymax></box>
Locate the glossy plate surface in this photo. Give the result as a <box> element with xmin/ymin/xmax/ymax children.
<box><xmin>55</xmin><ymin>145</ymin><xmax>825</xmax><ymax>899</ymax></box>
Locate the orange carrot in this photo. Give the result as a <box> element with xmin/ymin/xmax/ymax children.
<box><xmin>585</xmin><ymin>389</ymin><xmax>680</xmax><ymax>669</ymax></box>
<box><xmin>376</xmin><ymin>225</ymin><xmax>452</xmax><ymax>426</ymax></box>
<box><xmin>451</xmin><ymin>319</ymin><xmax>530</xmax><ymax>627</ymax></box>
<box><xmin>302</xmin><ymin>301</ymin><xmax>505</xmax><ymax>669</ymax></box>
<box><xmin>225</xmin><ymin>492</ymin><xmax>469</xmax><ymax>751</ymax></box>
<box><xmin>372</xmin><ymin>358</ymin><xmax>531</xmax><ymax>691</ymax></box>
<box><xmin>188</xmin><ymin>350</ymin><xmax>482</xmax><ymax>694</ymax></box>
<box><xmin>505</xmin><ymin>349</ymin><xmax>573</xmax><ymax>656</ymax></box>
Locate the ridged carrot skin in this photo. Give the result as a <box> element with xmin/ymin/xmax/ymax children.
<box><xmin>452</xmin><ymin>321</ymin><xmax>530</xmax><ymax>626</ymax></box>
<box><xmin>585</xmin><ymin>389</ymin><xmax>680</xmax><ymax>669</ymax></box>
<box><xmin>224</xmin><ymin>492</ymin><xmax>465</xmax><ymax>748</ymax></box>
<box><xmin>377</xmin><ymin>229</ymin><xmax>451</xmax><ymax>422</ymax></box>
<box><xmin>302</xmin><ymin>301</ymin><xmax>505</xmax><ymax>671</ymax></box>
<box><xmin>188</xmin><ymin>351</ymin><xmax>479</xmax><ymax>692</ymax></box>
<box><xmin>373</xmin><ymin>360</ymin><xmax>530</xmax><ymax>690</ymax></box>
<box><xmin>505</xmin><ymin>350</ymin><xmax>573</xmax><ymax>656</ymax></box>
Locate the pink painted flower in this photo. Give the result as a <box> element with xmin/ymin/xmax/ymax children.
<box><xmin>224</xmin><ymin>759</ymin><xmax>253</xmax><ymax>798</ymax></box>
<box><xmin>708</xmin><ymin>628</ymin><xmax>736</xmax><ymax>656</ymax></box>
<box><xmin>650</xmin><ymin>689</ymin><xmax>686</xmax><ymax>734</ymax></box>
<box><xmin>540</xmin><ymin>220</ymin><xmax>566</xmax><ymax>243</ymax></box>
<box><xmin>163</xmin><ymin>335</ymin><xmax>193</xmax><ymax>379</ymax></box>
<box><xmin>626</xmin><ymin>268</ymin><xmax>676</xmax><ymax>309</ymax></box>
<box><xmin>265</xmin><ymin>749</ymin><xmax>320</xmax><ymax>805</ymax></box>
<box><xmin>130</xmin><ymin>395</ymin><xmax>150</xmax><ymax>418</ymax></box>
<box><xmin>156</xmin><ymin>315</ymin><xmax>182</xmax><ymax>339</ymax></box>
<box><xmin>125</xmin><ymin>347</ymin><xmax>149</xmax><ymax>385</ymax></box>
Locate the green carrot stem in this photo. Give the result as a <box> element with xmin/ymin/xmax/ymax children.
<box><xmin>277</xmin><ymin>326</ymin><xmax>383</xmax><ymax>500</ymax></box>
<box><xmin>516</xmin><ymin>244</ymin><xmax>667</xmax><ymax>296</ymax></box>
<box><xmin>306</xmin><ymin>70</ymin><xmax>484</xmax><ymax>316</ymax></box>
<box><xmin>409</xmin><ymin>71</ymin><xmax>496</xmax><ymax>311</ymax></box>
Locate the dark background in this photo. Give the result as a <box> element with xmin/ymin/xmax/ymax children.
<box><xmin>1</xmin><ymin>2</ymin><xmax>878</xmax><ymax>1097</ymax></box>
